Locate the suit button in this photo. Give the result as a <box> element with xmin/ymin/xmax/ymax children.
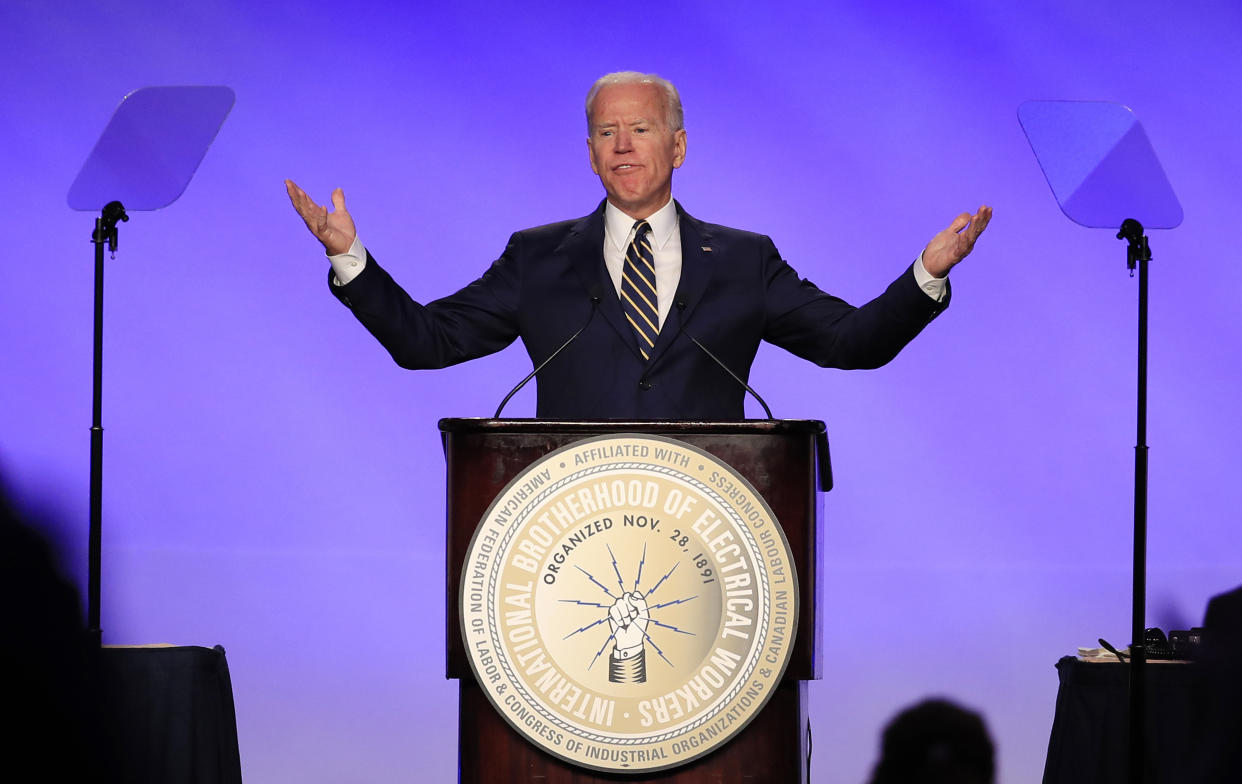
<box><xmin>638</xmin><ymin>379</ymin><xmax>653</xmax><ymax>391</ymax></box>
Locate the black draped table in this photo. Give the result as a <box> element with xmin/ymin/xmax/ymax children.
<box><xmin>1042</xmin><ymin>656</ymin><xmax>1200</xmax><ymax>784</ymax></box>
<box><xmin>101</xmin><ymin>645</ymin><xmax>242</xmax><ymax>784</ymax></box>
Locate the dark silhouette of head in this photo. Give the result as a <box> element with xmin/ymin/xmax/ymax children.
<box><xmin>868</xmin><ymin>697</ymin><xmax>995</xmax><ymax>784</ymax></box>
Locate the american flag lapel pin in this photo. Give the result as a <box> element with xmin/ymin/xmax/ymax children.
<box><xmin>701</xmin><ymin>246</ymin><xmax>712</xmax><ymax>252</ymax></box>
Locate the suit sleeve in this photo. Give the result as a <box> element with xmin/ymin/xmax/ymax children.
<box><xmin>326</xmin><ymin>234</ymin><xmax>524</xmax><ymax>369</ymax></box>
<box><xmin>760</xmin><ymin>238</ymin><xmax>950</xmax><ymax>369</ymax></box>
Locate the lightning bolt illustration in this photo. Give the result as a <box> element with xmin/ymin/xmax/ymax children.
<box><xmin>648</xmin><ymin>618</ymin><xmax>694</xmax><ymax>636</ymax></box>
<box><xmin>633</xmin><ymin>542</ymin><xmax>646</xmax><ymax>592</ymax></box>
<box><xmin>575</xmin><ymin>565</ymin><xmax>617</xmax><ymax>600</ymax></box>
<box><xmin>649</xmin><ymin>595</ymin><xmax>697</xmax><ymax>611</ymax></box>
<box><xmin>640</xmin><ymin>627</ymin><xmax>675</xmax><ymax>668</ymax></box>
<box><xmin>644</xmin><ymin>560</ymin><xmax>679</xmax><ymax>599</ymax></box>
<box><xmin>587</xmin><ymin>631</ymin><xmax>617</xmax><ymax>671</ymax></box>
<box><xmin>606</xmin><ymin>544</ymin><xmax>626</xmax><ymax>593</ymax></box>
<box><xmin>563</xmin><ymin>615</ymin><xmax>611</xmax><ymax>640</ymax></box>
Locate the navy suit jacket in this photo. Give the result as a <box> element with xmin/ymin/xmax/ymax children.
<box><xmin>330</xmin><ymin>201</ymin><xmax>948</xmax><ymax>419</ymax></box>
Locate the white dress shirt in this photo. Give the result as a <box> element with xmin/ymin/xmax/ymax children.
<box><xmin>602</xmin><ymin>198</ymin><xmax>682</xmax><ymax>329</ymax></box>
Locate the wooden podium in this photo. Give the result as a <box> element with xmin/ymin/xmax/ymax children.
<box><xmin>440</xmin><ymin>419</ymin><xmax>829</xmax><ymax>784</ymax></box>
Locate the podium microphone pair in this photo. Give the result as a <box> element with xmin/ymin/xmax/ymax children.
<box><xmin>493</xmin><ymin>292</ymin><xmax>773</xmax><ymax>420</ymax></box>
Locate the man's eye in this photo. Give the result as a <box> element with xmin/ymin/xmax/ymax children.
<box><xmin>600</xmin><ymin>130</ymin><xmax>613</xmax><ymax>137</ymax></box>
<box><xmin>635</xmin><ymin>127</ymin><xmax>648</xmax><ymax>133</ymax></box>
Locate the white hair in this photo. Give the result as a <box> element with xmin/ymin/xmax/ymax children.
<box><xmin>585</xmin><ymin>71</ymin><xmax>684</xmax><ymax>132</ymax></box>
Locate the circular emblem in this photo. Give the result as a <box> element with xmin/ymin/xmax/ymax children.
<box><xmin>461</xmin><ymin>434</ymin><xmax>798</xmax><ymax>773</ymax></box>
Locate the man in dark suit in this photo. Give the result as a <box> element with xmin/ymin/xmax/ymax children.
<box><xmin>286</xmin><ymin>72</ymin><xmax>991</xmax><ymax>419</ymax></box>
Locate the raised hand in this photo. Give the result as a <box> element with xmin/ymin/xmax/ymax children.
<box><xmin>922</xmin><ymin>205</ymin><xmax>993</xmax><ymax>278</ymax></box>
<box><xmin>609</xmin><ymin>591</ymin><xmax>650</xmax><ymax>655</ymax></box>
<box><xmin>285</xmin><ymin>179</ymin><xmax>357</xmax><ymax>256</ymax></box>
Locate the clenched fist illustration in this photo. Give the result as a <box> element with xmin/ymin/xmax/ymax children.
<box><xmin>608</xmin><ymin>592</ymin><xmax>649</xmax><ymax>683</ymax></box>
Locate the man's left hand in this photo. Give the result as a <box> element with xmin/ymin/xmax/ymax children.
<box><xmin>922</xmin><ymin>205</ymin><xmax>993</xmax><ymax>278</ymax></box>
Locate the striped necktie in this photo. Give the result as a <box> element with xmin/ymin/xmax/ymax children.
<box><xmin>621</xmin><ymin>220</ymin><xmax>659</xmax><ymax>359</ymax></box>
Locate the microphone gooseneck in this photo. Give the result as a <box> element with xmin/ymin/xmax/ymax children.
<box><xmin>675</xmin><ymin>300</ymin><xmax>774</xmax><ymax>419</ymax></box>
<box><xmin>493</xmin><ymin>290</ymin><xmax>601</xmax><ymax>418</ymax></box>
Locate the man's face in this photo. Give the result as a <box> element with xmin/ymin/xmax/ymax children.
<box><xmin>587</xmin><ymin>82</ymin><xmax>686</xmax><ymax>220</ymax></box>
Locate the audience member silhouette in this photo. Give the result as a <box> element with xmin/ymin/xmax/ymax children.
<box><xmin>868</xmin><ymin>697</ymin><xmax>995</xmax><ymax>784</ymax></box>
<box><xmin>0</xmin><ymin>480</ymin><xmax>114</xmax><ymax>780</ymax></box>
<box><xmin>1191</xmin><ymin>584</ymin><xmax>1242</xmax><ymax>783</ymax></box>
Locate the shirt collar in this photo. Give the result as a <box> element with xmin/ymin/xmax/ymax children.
<box><xmin>604</xmin><ymin>198</ymin><xmax>679</xmax><ymax>251</ymax></box>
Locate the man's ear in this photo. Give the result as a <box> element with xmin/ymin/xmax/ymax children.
<box><xmin>672</xmin><ymin>129</ymin><xmax>687</xmax><ymax>169</ymax></box>
<box><xmin>587</xmin><ymin>137</ymin><xmax>600</xmax><ymax>175</ymax></box>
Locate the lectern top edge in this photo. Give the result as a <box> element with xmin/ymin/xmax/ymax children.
<box><xmin>437</xmin><ymin>417</ymin><xmax>827</xmax><ymax>435</ymax></box>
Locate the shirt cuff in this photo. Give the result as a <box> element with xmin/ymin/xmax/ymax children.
<box><xmin>912</xmin><ymin>251</ymin><xmax>948</xmax><ymax>303</ymax></box>
<box><xmin>328</xmin><ymin>235</ymin><xmax>367</xmax><ymax>286</ymax></box>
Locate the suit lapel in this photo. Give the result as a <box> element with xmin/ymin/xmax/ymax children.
<box><xmin>561</xmin><ymin>202</ymin><xmax>643</xmax><ymax>359</ymax></box>
<box><xmin>646</xmin><ymin>203</ymin><xmax>713</xmax><ymax>366</ymax></box>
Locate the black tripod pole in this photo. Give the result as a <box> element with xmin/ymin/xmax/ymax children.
<box><xmin>1118</xmin><ymin>217</ymin><xmax>1151</xmax><ymax>784</ymax></box>
<box><xmin>88</xmin><ymin>200</ymin><xmax>127</xmax><ymax>648</ymax></box>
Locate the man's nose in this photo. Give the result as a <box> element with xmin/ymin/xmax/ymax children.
<box><xmin>612</xmin><ymin>128</ymin><xmax>632</xmax><ymax>151</ymax></box>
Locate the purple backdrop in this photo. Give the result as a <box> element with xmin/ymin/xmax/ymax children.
<box><xmin>3</xmin><ymin>1</ymin><xmax>1241</xmax><ymax>781</ymax></box>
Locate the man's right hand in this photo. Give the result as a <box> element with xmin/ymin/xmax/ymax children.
<box><xmin>285</xmin><ymin>179</ymin><xmax>357</xmax><ymax>256</ymax></box>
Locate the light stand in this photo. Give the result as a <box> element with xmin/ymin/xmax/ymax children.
<box><xmin>87</xmin><ymin>200</ymin><xmax>128</xmax><ymax>647</ymax></box>
<box><xmin>1118</xmin><ymin>217</ymin><xmax>1152</xmax><ymax>783</ymax></box>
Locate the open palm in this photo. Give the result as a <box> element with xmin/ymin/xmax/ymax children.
<box><xmin>285</xmin><ymin>179</ymin><xmax>357</xmax><ymax>256</ymax></box>
<box><xmin>922</xmin><ymin>205</ymin><xmax>993</xmax><ymax>278</ymax></box>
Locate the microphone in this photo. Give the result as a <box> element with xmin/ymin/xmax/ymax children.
<box><xmin>675</xmin><ymin>300</ymin><xmax>774</xmax><ymax>419</ymax></box>
<box><xmin>493</xmin><ymin>288</ymin><xmax>602</xmax><ymax>418</ymax></box>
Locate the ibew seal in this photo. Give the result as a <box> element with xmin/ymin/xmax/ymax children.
<box><xmin>460</xmin><ymin>434</ymin><xmax>798</xmax><ymax>773</ymax></box>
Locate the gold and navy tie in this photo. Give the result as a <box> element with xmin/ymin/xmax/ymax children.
<box><xmin>621</xmin><ymin>220</ymin><xmax>659</xmax><ymax>359</ymax></box>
